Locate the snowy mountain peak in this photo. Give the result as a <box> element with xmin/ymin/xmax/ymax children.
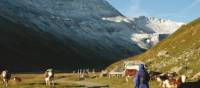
<box><xmin>132</xmin><ymin>16</ymin><xmax>184</xmax><ymax>34</ymax></box>
<box><xmin>101</xmin><ymin>15</ymin><xmax>184</xmax><ymax>34</ymax></box>
<box><xmin>100</xmin><ymin>15</ymin><xmax>184</xmax><ymax>49</ymax></box>
<box><xmin>130</xmin><ymin>16</ymin><xmax>184</xmax><ymax>49</ymax></box>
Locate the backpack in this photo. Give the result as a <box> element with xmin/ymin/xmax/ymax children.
<box><xmin>140</xmin><ymin>71</ymin><xmax>150</xmax><ymax>84</ymax></box>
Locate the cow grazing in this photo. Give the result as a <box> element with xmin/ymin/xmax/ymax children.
<box><xmin>13</xmin><ymin>77</ymin><xmax>22</xmax><ymax>83</ymax></box>
<box><xmin>156</xmin><ymin>73</ymin><xmax>186</xmax><ymax>88</ymax></box>
<box><xmin>156</xmin><ymin>74</ymin><xmax>168</xmax><ymax>81</ymax></box>
<box><xmin>156</xmin><ymin>73</ymin><xmax>177</xmax><ymax>88</ymax></box>
<box><xmin>44</xmin><ymin>69</ymin><xmax>55</xmax><ymax>87</ymax></box>
<box><xmin>181</xmin><ymin>75</ymin><xmax>186</xmax><ymax>83</ymax></box>
<box><xmin>149</xmin><ymin>71</ymin><xmax>162</xmax><ymax>80</ymax></box>
<box><xmin>176</xmin><ymin>75</ymin><xmax>186</xmax><ymax>88</ymax></box>
<box><xmin>167</xmin><ymin>72</ymin><xmax>178</xmax><ymax>79</ymax></box>
<box><xmin>176</xmin><ymin>77</ymin><xmax>183</xmax><ymax>88</ymax></box>
<box><xmin>162</xmin><ymin>79</ymin><xmax>177</xmax><ymax>88</ymax></box>
<box><xmin>164</xmin><ymin>75</ymin><xmax>186</xmax><ymax>88</ymax></box>
<box><xmin>1</xmin><ymin>70</ymin><xmax>11</xmax><ymax>87</ymax></box>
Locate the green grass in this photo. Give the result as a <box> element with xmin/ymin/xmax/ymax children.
<box><xmin>86</xmin><ymin>77</ymin><xmax>162</xmax><ymax>88</ymax></box>
<box><xmin>0</xmin><ymin>73</ymin><xmax>82</xmax><ymax>88</ymax></box>
<box><xmin>0</xmin><ymin>73</ymin><xmax>162</xmax><ymax>88</ymax></box>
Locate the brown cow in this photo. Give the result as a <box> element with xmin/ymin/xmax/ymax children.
<box><xmin>13</xmin><ymin>77</ymin><xmax>22</xmax><ymax>83</ymax></box>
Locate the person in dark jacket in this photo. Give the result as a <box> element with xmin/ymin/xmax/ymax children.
<box><xmin>134</xmin><ymin>64</ymin><xmax>150</xmax><ymax>88</ymax></box>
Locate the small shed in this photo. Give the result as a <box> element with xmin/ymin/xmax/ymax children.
<box><xmin>124</xmin><ymin>61</ymin><xmax>144</xmax><ymax>77</ymax></box>
<box><xmin>108</xmin><ymin>66</ymin><xmax>124</xmax><ymax>78</ymax></box>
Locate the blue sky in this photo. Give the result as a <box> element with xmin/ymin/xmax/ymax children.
<box><xmin>107</xmin><ymin>0</ymin><xmax>200</xmax><ymax>23</ymax></box>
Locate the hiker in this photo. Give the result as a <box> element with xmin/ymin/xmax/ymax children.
<box><xmin>134</xmin><ymin>64</ymin><xmax>150</xmax><ymax>88</ymax></box>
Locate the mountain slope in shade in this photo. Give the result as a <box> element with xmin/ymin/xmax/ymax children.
<box><xmin>0</xmin><ymin>0</ymin><xmax>145</xmax><ymax>71</ymax></box>
<box><xmin>0</xmin><ymin>0</ymin><xmax>184</xmax><ymax>71</ymax></box>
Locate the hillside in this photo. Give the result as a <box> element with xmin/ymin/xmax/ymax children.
<box><xmin>108</xmin><ymin>17</ymin><xmax>200</xmax><ymax>77</ymax></box>
<box><xmin>0</xmin><ymin>0</ymin><xmax>184</xmax><ymax>71</ymax></box>
<box><xmin>0</xmin><ymin>0</ymin><xmax>140</xmax><ymax>71</ymax></box>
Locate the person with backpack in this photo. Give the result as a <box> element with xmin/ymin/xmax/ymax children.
<box><xmin>134</xmin><ymin>64</ymin><xmax>150</xmax><ymax>88</ymax></box>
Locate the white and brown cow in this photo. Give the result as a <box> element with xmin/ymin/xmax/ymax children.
<box><xmin>1</xmin><ymin>70</ymin><xmax>11</xmax><ymax>87</ymax></box>
<box><xmin>156</xmin><ymin>73</ymin><xmax>186</xmax><ymax>88</ymax></box>
<box><xmin>44</xmin><ymin>69</ymin><xmax>55</xmax><ymax>87</ymax></box>
<box><xmin>175</xmin><ymin>75</ymin><xmax>186</xmax><ymax>88</ymax></box>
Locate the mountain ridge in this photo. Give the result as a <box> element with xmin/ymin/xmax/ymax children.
<box><xmin>0</xmin><ymin>0</ymin><xmax>184</xmax><ymax>71</ymax></box>
<box><xmin>0</xmin><ymin>0</ymin><xmax>142</xmax><ymax>71</ymax></box>
<box><xmin>108</xmin><ymin>17</ymin><xmax>200</xmax><ymax>77</ymax></box>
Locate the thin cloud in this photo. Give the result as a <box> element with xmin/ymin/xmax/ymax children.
<box><xmin>157</xmin><ymin>0</ymin><xmax>200</xmax><ymax>22</ymax></box>
<box><xmin>180</xmin><ymin>0</ymin><xmax>200</xmax><ymax>13</ymax></box>
<box><xmin>127</xmin><ymin>0</ymin><xmax>148</xmax><ymax>18</ymax></box>
<box><xmin>188</xmin><ymin>0</ymin><xmax>200</xmax><ymax>9</ymax></box>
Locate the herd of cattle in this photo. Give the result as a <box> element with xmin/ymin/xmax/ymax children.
<box><xmin>0</xmin><ymin>68</ymin><xmax>199</xmax><ymax>88</ymax></box>
<box><xmin>149</xmin><ymin>71</ymin><xmax>186</xmax><ymax>88</ymax></box>
<box><xmin>121</xmin><ymin>61</ymin><xmax>197</xmax><ymax>88</ymax></box>
<box><xmin>1</xmin><ymin>69</ymin><xmax>55</xmax><ymax>87</ymax></box>
<box><xmin>100</xmin><ymin>68</ymin><xmax>188</xmax><ymax>88</ymax></box>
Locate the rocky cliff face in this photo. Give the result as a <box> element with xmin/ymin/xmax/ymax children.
<box><xmin>0</xmin><ymin>0</ymin><xmax>144</xmax><ymax>71</ymax></box>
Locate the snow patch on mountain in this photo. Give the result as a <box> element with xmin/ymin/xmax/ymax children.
<box><xmin>102</xmin><ymin>16</ymin><xmax>131</xmax><ymax>23</ymax></box>
<box><xmin>131</xmin><ymin>33</ymin><xmax>169</xmax><ymax>49</ymax></box>
<box><xmin>132</xmin><ymin>16</ymin><xmax>184</xmax><ymax>34</ymax></box>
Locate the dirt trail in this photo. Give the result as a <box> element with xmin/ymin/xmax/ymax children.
<box><xmin>55</xmin><ymin>78</ymin><xmax>109</xmax><ymax>88</ymax></box>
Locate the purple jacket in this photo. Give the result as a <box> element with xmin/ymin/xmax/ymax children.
<box><xmin>134</xmin><ymin>64</ymin><xmax>150</xmax><ymax>88</ymax></box>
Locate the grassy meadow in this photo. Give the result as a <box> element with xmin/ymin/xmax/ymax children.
<box><xmin>0</xmin><ymin>73</ymin><xmax>161</xmax><ymax>88</ymax></box>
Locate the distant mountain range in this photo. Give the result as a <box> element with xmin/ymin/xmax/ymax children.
<box><xmin>103</xmin><ymin>16</ymin><xmax>184</xmax><ymax>49</ymax></box>
<box><xmin>132</xmin><ymin>16</ymin><xmax>184</xmax><ymax>34</ymax></box>
<box><xmin>0</xmin><ymin>0</ymin><xmax>183</xmax><ymax>71</ymax></box>
<box><xmin>108</xmin><ymin>18</ymin><xmax>200</xmax><ymax>77</ymax></box>
<box><xmin>131</xmin><ymin>16</ymin><xmax>184</xmax><ymax>49</ymax></box>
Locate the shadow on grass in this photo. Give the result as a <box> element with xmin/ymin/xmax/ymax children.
<box><xmin>87</xmin><ymin>85</ymin><xmax>110</xmax><ymax>88</ymax></box>
<box><xmin>27</xmin><ymin>82</ymin><xmax>86</xmax><ymax>87</ymax></box>
<box><xmin>28</xmin><ymin>82</ymin><xmax>57</xmax><ymax>85</ymax></box>
<box><xmin>180</xmin><ymin>80</ymin><xmax>200</xmax><ymax>88</ymax></box>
